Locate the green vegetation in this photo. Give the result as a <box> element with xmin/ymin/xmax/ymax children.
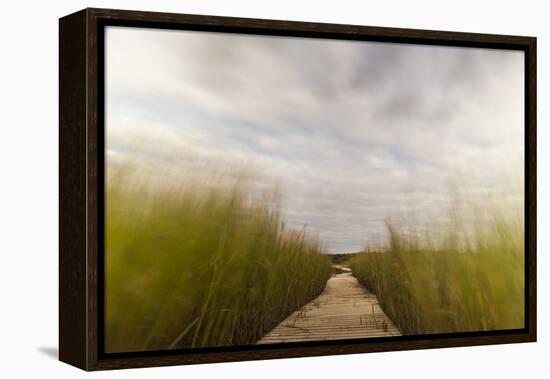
<box><xmin>105</xmin><ymin>173</ymin><xmax>331</xmax><ymax>353</ymax></box>
<box><xmin>350</xmin><ymin>210</ymin><xmax>524</xmax><ymax>335</ymax></box>
<box><xmin>105</xmin><ymin>164</ymin><xmax>525</xmax><ymax>350</ymax></box>
<box><xmin>328</xmin><ymin>253</ymin><xmax>360</xmax><ymax>265</ymax></box>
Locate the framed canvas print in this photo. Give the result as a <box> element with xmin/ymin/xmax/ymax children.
<box><xmin>59</xmin><ymin>8</ymin><xmax>537</xmax><ymax>371</ymax></box>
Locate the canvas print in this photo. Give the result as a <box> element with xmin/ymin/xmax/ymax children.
<box><xmin>104</xmin><ymin>26</ymin><xmax>525</xmax><ymax>353</ymax></box>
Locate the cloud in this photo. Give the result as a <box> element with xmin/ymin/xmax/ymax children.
<box><xmin>105</xmin><ymin>26</ymin><xmax>524</xmax><ymax>252</ymax></box>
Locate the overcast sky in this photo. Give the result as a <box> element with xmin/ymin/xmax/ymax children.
<box><xmin>106</xmin><ymin>26</ymin><xmax>524</xmax><ymax>253</ymax></box>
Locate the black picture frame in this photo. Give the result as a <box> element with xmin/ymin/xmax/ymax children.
<box><xmin>59</xmin><ymin>7</ymin><xmax>537</xmax><ymax>371</ymax></box>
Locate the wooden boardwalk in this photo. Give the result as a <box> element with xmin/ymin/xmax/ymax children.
<box><xmin>258</xmin><ymin>268</ymin><xmax>400</xmax><ymax>344</ymax></box>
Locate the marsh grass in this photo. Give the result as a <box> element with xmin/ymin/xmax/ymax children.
<box><xmin>350</xmin><ymin>208</ymin><xmax>524</xmax><ymax>335</ymax></box>
<box><xmin>105</xmin><ymin>172</ymin><xmax>331</xmax><ymax>353</ymax></box>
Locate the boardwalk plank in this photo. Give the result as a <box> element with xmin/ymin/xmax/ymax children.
<box><xmin>257</xmin><ymin>271</ymin><xmax>400</xmax><ymax>344</ymax></box>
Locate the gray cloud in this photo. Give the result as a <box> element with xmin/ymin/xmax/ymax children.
<box><xmin>106</xmin><ymin>26</ymin><xmax>524</xmax><ymax>252</ymax></box>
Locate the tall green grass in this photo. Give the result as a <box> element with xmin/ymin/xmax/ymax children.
<box><xmin>105</xmin><ymin>173</ymin><xmax>331</xmax><ymax>353</ymax></box>
<box><xmin>350</xmin><ymin>210</ymin><xmax>524</xmax><ymax>335</ymax></box>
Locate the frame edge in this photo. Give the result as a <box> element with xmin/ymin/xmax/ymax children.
<box><xmin>59</xmin><ymin>8</ymin><xmax>89</xmax><ymax>371</ymax></box>
<box><xmin>526</xmin><ymin>36</ymin><xmax>537</xmax><ymax>343</ymax></box>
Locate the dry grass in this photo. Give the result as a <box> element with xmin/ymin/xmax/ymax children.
<box><xmin>350</xmin><ymin>208</ymin><xmax>524</xmax><ymax>335</ymax></box>
<box><xmin>105</xmin><ymin>172</ymin><xmax>331</xmax><ymax>353</ymax></box>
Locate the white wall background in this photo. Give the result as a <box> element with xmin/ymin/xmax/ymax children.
<box><xmin>0</xmin><ymin>0</ymin><xmax>547</xmax><ymax>377</ymax></box>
